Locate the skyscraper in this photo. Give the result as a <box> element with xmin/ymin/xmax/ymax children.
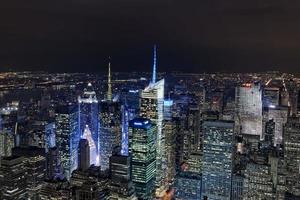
<box><xmin>267</xmin><ymin>105</ymin><xmax>288</xmax><ymax>145</ymax></box>
<box><xmin>99</xmin><ymin>62</ymin><xmax>122</xmax><ymax>171</ymax></box>
<box><xmin>109</xmin><ymin>153</ymin><xmax>137</xmax><ymax>200</ymax></box>
<box><xmin>78</xmin><ymin>138</ymin><xmax>90</xmax><ymax>171</ymax></box>
<box><xmin>99</xmin><ymin>100</ymin><xmax>122</xmax><ymax>171</ymax></box>
<box><xmin>0</xmin><ymin>156</ymin><xmax>27</xmax><ymax>200</ymax></box>
<box><xmin>46</xmin><ymin>147</ymin><xmax>63</xmax><ymax>180</ymax></box>
<box><xmin>236</xmin><ymin>82</ymin><xmax>263</xmax><ymax>138</ymax></box>
<box><xmin>55</xmin><ymin>105</ymin><xmax>79</xmax><ymax>179</ymax></box>
<box><xmin>140</xmin><ymin>79</ymin><xmax>165</xmax><ymax>193</ymax></box>
<box><xmin>78</xmin><ymin>83</ymin><xmax>99</xmax><ymax>165</ymax></box>
<box><xmin>202</xmin><ymin>120</ymin><xmax>234</xmax><ymax>200</ymax></box>
<box><xmin>129</xmin><ymin>118</ymin><xmax>156</xmax><ymax>200</ymax></box>
<box><xmin>283</xmin><ymin>116</ymin><xmax>300</xmax><ymax>196</ymax></box>
<box><xmin>82</xmin><ymin>125</ymin><xmax>97</xmax><ymax>166</ymax></box>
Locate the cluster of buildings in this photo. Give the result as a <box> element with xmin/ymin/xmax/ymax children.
<box><xmin>1</xmin><ymin>51</ymin><xmax>300</xmax><ymax>199</ymax></box>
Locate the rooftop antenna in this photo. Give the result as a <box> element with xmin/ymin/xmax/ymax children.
<box><xmin>152</xmin><ymin>45</ymin><xmax>157</xmax><ymax>84</ymax></box>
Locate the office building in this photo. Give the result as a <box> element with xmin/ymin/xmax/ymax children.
<box><xmin>202</xmin><ymin>120</ymin><xmax>234</xmax><ymax>200</ymax></box>
<box><xmin>0</xmin><ymin>156</ymin><xmax>27</xmax><ymax>200</ymax></box>
<box><xmin>129</xmin><ymin>118</ymin><xmax>156</xmax><ymax>200</ymax></box>
<box><xmin>78</xmin><ymin>83</ymin><xmax>99</xmax><ymax>166</ymax></box>
<box><xmin>78</xmin><ymin>138</ymin><xmax>90</xmax><ymax>171</ymax></box>
<box><xmin>55</xmin><ymin>105</ymin><xmax>79</xmax><ymax>179</ymax></box>
<box><xmin>109</xmin><ymin>153</ymin><xmax>136</xmax><ymax>200</ymax></box>
<box><xmin>236</xmin><ymin>82</ymin><xmax>263</xmax><ymax>138</ymax></box>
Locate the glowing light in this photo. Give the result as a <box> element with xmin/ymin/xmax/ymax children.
<box><xmin>269</xmin><ymin>105</ymin><xmax>276</xmax><ymax>109</ymax></box>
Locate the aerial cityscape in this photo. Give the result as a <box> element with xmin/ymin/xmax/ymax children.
<box><xmin>2</xmin><ymin>0</ymin><xmax>300</xmax><ymax>200</ymax></box>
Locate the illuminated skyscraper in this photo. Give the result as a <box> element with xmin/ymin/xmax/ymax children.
<box><xmin>140</xmin><ymin>79</ymin><xmax>165</xmax><ymax>193</ymax></box>
<box><xmin>202</xmin><ymin>120</ymin><xmax>234</xmax><ymax>200</ymax></box>
<box><xmin>283</xmin><ymin>116</ymin><xmax>300</xmax><ymax>196</ymax></box>
<box><xmin>45</xmin><ymin>122</ymin><xmax>55</xmax><ymax>153</ymax></box>
<box><xmin>129</xmin><ymin>118</ymin><xmax>156</xmax><ymax>200</ymax></box>
<box><xmin>78</xmin><ymin>83</ymin><xmax>99</xmax><ymax>164</ymax></box>
<box><xmin>99</xmin><ymin>100</ymin><xmax>122</xmax><ymax>171</ymax></box>
<box><xmin>267</xmin><ymin>106</ymin><xmax>288</xmax><ymax>145</ymax></box>
<box><xmin>236</xmin><ymin>82</ymin><xmax>263</xmax><ymax>138</ymax></box>
<box><xmin>82</xmin><ymin>125</ymin><xmax>97</xmax><ymax>166</ymax></box>
<box><xmin>55</xmin><ymin>105</ymin><xmax>79</xmax><ymax>179</ymax></box>
<box><xmin>99</xmin><ymin>62</ymin><xmax>122</xmax><ymax>171</ymax></box>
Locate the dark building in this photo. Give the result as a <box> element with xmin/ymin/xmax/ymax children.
<box><xmin>78</xmin><ymin>138</ymin><xmax>90</xmax><ymax>171</ymax></box>
<box><xmin>109</xmin><ymin>153</ymin><xmax>136</xmax><ymax>199</ymax></box>
<box><xmin>0</xmin><ymin>156</ymin><xmax>27</xmax><ymax>200</ymax></box>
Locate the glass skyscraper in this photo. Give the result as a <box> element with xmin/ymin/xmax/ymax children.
<box><xmin>55</xmin><ymin>105</ymin><xmax>79</xmax><ymax>179</ymax></box>
<box><xmin>139</xmin><ymin>79</ymin><xmax>166</xmax><ymax>194</ymax></box>
<box><xmin>99</xmin><ymin>100</ymin><xmax>122</xmax><ymax>171</ymax></box>
<box><xmin>129</xmin><ymin>118</ymin><xmax>156</xmax><ymax>200</ymax></box>
<box><xmin>202</xmin><ymin>120</ymin><xmax>234</xmax><ymax>200</ymax></box>
<box><xmin>236</xmin><ymin>82</ymin><xmax>263</xmax><ymax>138</ymax></box>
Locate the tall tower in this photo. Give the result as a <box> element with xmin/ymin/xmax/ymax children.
<box><xmin>55</xmin><ymin>105</ymin><xmax>79</xmax><ymax>179</ymax></box>
<box><xmin>152</xmin><ymin>45</ymin><xmax>157</xmax><ymax>84</ymax></box>
<box><xmin>129</xmin><ymin>118</ymin><xmax>156</xmax><ymax>200</ymax></box>
<box><xmin>82</xmin><ymin>125</ymin><xmax>97</xmax><ymax>166</ymax></box>
<box><xmin>78</xmin><ymin>83</ymin><xmax>99</xmax><ymax>164</ymax></box>
<box><xmin>107</xmin><ymin>58</ymin><xmax>112</xmax><ymax>101</ymax></box>
<box><xmin>78</xmin><ymin>138</ymin><xmax>90</xmax><ymax>171</ymax></box>
<box><xmin>201</xmin><ymin>120</ymin><xmax>234</xmax><ymax>199</ymax></box>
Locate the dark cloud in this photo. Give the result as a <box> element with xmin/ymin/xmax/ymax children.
<box><xmin>1</xmin><ymin>0</ymin><xmax>300</xmax><ymax>73</ymax></box>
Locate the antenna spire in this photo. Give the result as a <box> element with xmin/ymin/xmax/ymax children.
<box><xmin>107</xmin><ymin>57</ymin><xmax>112</xmax><ymax>101</ymax></box>
<box><xmin>152</xmin><ymin>45</ymin><xmax>157</xmax><ymax>84</ymax></box>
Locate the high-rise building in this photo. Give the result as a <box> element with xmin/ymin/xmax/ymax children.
<box><xmin>264</xmin><ymin>119</ymin><xmax>275</xmax><ymax>148</ymax></box>
<box><xmin>109</xmin><ymin>153</ymin><xmax>137</xmax><ymax>200</ymax></box>
<box><xmin>55</xmin><ymin>105</ymin><xmax>79</xmax><ymax>179</ymax></box>
<box><xmin>140</xmin><ymin>79</ymin><xmax>165</xmax><ymax>193</ymax></box>
<box><xmin>99</xmin><ymin>101</ymin><xmax>122</xmax><ymax>171</ymax></box>
<box><xmin>129</xmin><ymin>118</ymin><xmax>156</xmax><ymax>200</ymax></box>
<box><xmin>267</xmin><ymin>105</ymin><xmax>288</xmax><ymax>145</ymax></box>
<box><xmin>164</xmin><ymin>120</ymin><xmax>176</xmax><ymax>185</ymax></box>
<box><xmin>12</xmin><ymin>146</ymin><xmax>46</xmax><ymax>199</ymax></box>
<box><xmin>236</xmin><ymin>82</ymin><xmax>263</xmax><ymax>138</ymax></box>
<box><xmin>201</xmin><ymin>120</ymin><xmax>234</xmax><ymax>200</ymax></box>
<box><xmin>82</xmin><ymin>125</ymin><xmax>97</xmax><ymax>166</ymax></box>
<box><xmin>284</xmin><ymin>116</ymin><xmax>300</xmax><ymax>196</ymax></box>
<box><xmin>0</xmin><ymin>156</ymin><xmax>27</xmax><ymax>200</ymax></box>
<box><xmin>78</xmin><ymin>138</ymin><xmax>90</xmax><ymax>171</ymax></box>
<box><xmin>174</xmin><ymin>171</ymin><xmax>202</xmax><ymax>200</ymax></box>
<box><xmin>0</xmin><ymin>130</ymin><xmax>14</xmax><ymax>158</ymax></box>
<box><xmin>45</xmin><ymin>122</ymin><xmax>55</xmax><ymax>152</ymax></box>
<box><xmin>78</xmin><ymin>83</ymin><xmax>99</xmax><ymax>166</ymax></box>
<box><xmin>264</xmin><ymin>87</ymin><xmax>280</xmax><ymax>107</ymax></box>
<box><xmin>46</xmin><ymin>147</ymin><xmax>63</xmax><ymax>180</ymax></box>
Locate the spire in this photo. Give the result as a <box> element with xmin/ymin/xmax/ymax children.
<box><xmin>107</xmin><ymin>57</ymin><xmax>112</xmax><ymax>101</ymax></box>
<box><xmin>152</xmin><ymin>45</ymin><xmax>157</xmax><ymax>84</ymax></box>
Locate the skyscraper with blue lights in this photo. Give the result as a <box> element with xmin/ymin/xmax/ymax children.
<box><xmin>129</xmin><ymin>118</ymin><xmax>156</xmax><ymax>200</ymax></box>
<box><xmin>55</xmin><ymin>105</ymin><xmax>79</xmax><ymax>179</ymax></box>
<box><xmin>78</xmin><ymin>83</ymin><xmax>99</xmax><ymax>165</ymax></box>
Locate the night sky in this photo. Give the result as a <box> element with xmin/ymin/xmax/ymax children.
<box><xmin>1</xmin><ymin>0</ymin><xmax>300</xmax><ymax>73</ymax></box>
